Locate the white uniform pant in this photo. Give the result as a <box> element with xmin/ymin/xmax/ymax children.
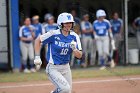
<box><xmin>20</xmin><ymin>41</ymin><xmax>34</xmax><ymax>65</ymax></box>
<box><xmin>96</xmin><ymin>36</ymin><xmax>109</xmax><ymax>59</ymax></box>
<box><xmin>46</xmin><ymin>63</ymin><xmax>72</xmax><ymax>93</ymax></box>
<box><xmin>82</xmin><ymin>36</ymin><xmax>96</xmax><ymax>65</ymax></box>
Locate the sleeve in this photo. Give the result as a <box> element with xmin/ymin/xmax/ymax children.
<box><xmin>75</xmin><ymin>34</ymin><xmax>82</xmax><ymax>51</ymax></box>
<box><xmin>40</xmin><ymin>31</ymin><xmax>54</xmax><ymax>45</ymax></box>
<box><xmin>19</xmin><ymin>26</ymin><xmax>23</xmax><ymax>37</ymax></box>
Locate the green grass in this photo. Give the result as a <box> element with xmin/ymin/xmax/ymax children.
<box><xmin>0</xmin><ymin>66</ymin><xmax>140</xmax><ymax>83</ymax></box>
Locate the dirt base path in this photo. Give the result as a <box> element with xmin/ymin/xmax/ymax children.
<box><xmin>0</xmin><ymin>75</ymin><xmax>140</xmax><ymax>93</ymax></box>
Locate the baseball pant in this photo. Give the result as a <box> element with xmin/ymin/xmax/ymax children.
<box><xmin>46</xmin><ymin>63</ymin><xmax>72</xmax><ymax>93</ymax></box>
<box><xmin>113</xmin><ymin>33</ymin><xmax>122</xmax><ymax>49</ymax></box>
<box><xmin>20</xmin><ymin>41</ymin><xmax>34</xmax><ymax>66</ymax></box>
<box><xmin>96</xmin><ymin>36</ymin><xmax>109</xmax><ymax>57</ymax></box>
<box><xmin>82</xmin><ymin>36</ymin><xmax>96</xmax><ymax>65</ymax></box>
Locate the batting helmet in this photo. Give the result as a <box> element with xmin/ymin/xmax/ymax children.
<box><xmin>57</xmin><ymin>12</ymin><xmax>74</xmax><ymax>29</ymax></box>
<box><xmin>96</xmin><ymin>9</ymin><xmax>106</xmax><ymax>18</ymax></box>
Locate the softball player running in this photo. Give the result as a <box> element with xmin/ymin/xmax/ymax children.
<box><xmin>93</xmin><ymin>9</ymin><xmax>115</xmax><ymax>70</ymax></box>
<box><xmin>19</xmin><ymin>17</ymin><xmax>36</xmax><ymax>73</ymax></box>
<box><xmin>34</xmin><ymin>12</ymin><xmax>82</xmax><ymax>93</ymax></box>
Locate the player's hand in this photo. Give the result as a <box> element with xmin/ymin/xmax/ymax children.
<box><xmin>111</xmin><ymin>39</ymin><xmax>116</xmax><ymax>50</ymax></box>
<box><xmin>71</xmin><ymin>40</ymin><xmax>77</xmax><ymax>51</ymax></box>
<box><xmin>34</xmin><ymin>56</ymin><xmax>42</xmax><ymax>70</ymax></box>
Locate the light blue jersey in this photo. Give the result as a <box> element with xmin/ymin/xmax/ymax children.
<box><xmin>110</xmin><ymin>18</ymin><xmax>123</xmax><ymax>34</ymax></box>
<box><xmin>81</xmin><ymin>21</ymin><xmax>93</xmax><ymax>36</ymax></box>
<box><xmin>43</xmin><ymin>23</ymin><xmax>58</xmax><ymax>33</ymax></box>
<box><xmin>32</xmin><ymin>23</ymin><xmax>43</xmax><ymax>39</ymax></box>
<box><xmin>19</xmin><ymin>25</ymin><xmax>34</xmax><ymax>43</ymax></box>
<box><xmin>93</xmin><ymin>19</ymin><xmax>111</xmax><ymax>36</ymax></box>
<box><xmin>40</xmin><ymin>29</ymin><xmax>82</xmax><ymax>65</ymax></box>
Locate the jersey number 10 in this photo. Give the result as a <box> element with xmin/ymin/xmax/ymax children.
<box><xmin>60</xmin><ymin>48</ymin><xmax>68</xmax><ymax>55</ymax></box>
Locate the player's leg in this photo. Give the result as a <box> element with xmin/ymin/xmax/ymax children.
<box><xmin>82</xmin><ymin>36</ymin><xmax>88</xmax><ymax>67</ymax></box>
<box><xmin>46</xmin><ymin>63</ymin><xmax>71</xmax><ymax>93</ymax></box>
<box><xmin>89</xmin><ymin>37</ymin><xmax>96</xmax><ymax>66</ymax></box>
<box><xmin>28</xmin><ymin>43</ymin><xmax>36</xmax><ymax>72</ymax></box>
<box><xmin>62</xmin><ymin>64</ymin><xmax>72</xmax><ymax>91</ymax></box>
<box><xmin>96</xmin><ymin>38</ymin><xmax>104</xmax><ymax>67</ymax></box>
<box><xmin>20</xmin><ymin>41</ymin><xmax>29</xmax><ymax>73</ymax></box>
<box><xmin>103</xmin><ymin>36</ymin><xmax>115</xmax><ymax>68</ymax></box>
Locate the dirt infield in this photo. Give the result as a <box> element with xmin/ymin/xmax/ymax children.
<box><xmin>0</xmin><ymin>75</ymin><xmax>140</xmax><ymax>93</ymax></box>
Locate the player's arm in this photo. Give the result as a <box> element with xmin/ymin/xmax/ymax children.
<box><xmin>34</xmin><ymin>31</ymin><xmax>54</xmax><ymax>70</ymax></box>
<box><xmin>73</xmin><ymin>48</ymin><xmax>82</xmax><ymax>59</ymax></box>
<box><xmin>71</xmin><ymin>35</ymin><xmax>82</xmax><ymax>58</ymax></box>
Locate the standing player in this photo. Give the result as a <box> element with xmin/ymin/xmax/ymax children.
<box><xmin>19</xmin><ymin>17</ymin><xmax>36</xmax><ymax>73</ymax></box>
<box><xmin>133</xmin><ymin>16</ymin><xmax>140</xmax><ymax>50</ymax></box>
<box><xmin>93</xmin><ymin>9</ymin><xmax>115</xmax><ymax>70</ymax></box>
<box><xmin>43</xmin><ymin>14</ymin><xmax>58</xmax><ymax>33</ymax></box>
<box><xmin>32</xmin><ymin>15</ymin><xmax>44</xmax><ymax>39</ymax></box>
<box><xmin>110</xmin><ymin>12</ymin><xmax>123</xmax><ymax>64</ymax></box>
<box><xmin>34</xmin><ymin>13</ymin><xmax>82</xmax><ymax>93</ymax></box>
<box><xmin>81</xmin><ymin>14</ymin><xmax>96</xmax><ymax>67</ymax></box>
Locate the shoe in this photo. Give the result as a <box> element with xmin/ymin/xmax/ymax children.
<box><xmin>23</xmin><ymin>68</ymin><xmax>31</xmax><ymax>73</ymax></box>
<box><xmin>99</xmin><ymin>66</ymin><xmax>106</xmax><ymax>70</ymax></box>
<box><xmin>30</xmin><ymin>68</ymin><xmax>36</xmax><ymax>73</ymax></box>
<box><xmin>50</xmin><ymin>91</ymin><xmax>54</xmax><ymax>93</ymax></box>
<box><xmin>110</xmin><ymin>60</ymin><xmax>115</xmax><ymax>68</ymax></box>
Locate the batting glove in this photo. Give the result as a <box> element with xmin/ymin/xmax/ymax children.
<box><xmin>71</xmin><ymin>40</ymin><xmax>77</xmax><ymax>51</ymax></box>
<box><xmin>111</xmin><ymin>39</ymin><xmax>116</xmax><ymax>50</ymax></box>
<box><xmin>34</xmin><ymin>56</ymin><xmax>42</xmax><ymax>70</ymax></box>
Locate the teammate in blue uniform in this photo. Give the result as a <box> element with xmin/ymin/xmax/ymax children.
<box><xmin>93</xmin><ymin>9</ymin><xmax>115</xmax><ymax>70</ymax></box>
<box><xmin>133</xmin><ymin>16</ymin><xmax>140</xmax><ymax>50</ymax></box>
<box><xmin>32</xmin><ymin>15</ymin><xmax>44</xmax><ymax>39</ymax></box>
<box><xmin>43</xmin><ymin>15</ymin><xmax>58</xmax><ymax>33</ymax></box>
<box><xmin>34</xmin><ymin>12</ymin><xmax>82</xmax><ymax>93</ymax></box>
<box><xmin>19</xmin><ymin>17</ymin><xmax>36</xmax><ymax>73</ymax></box>
<box><xmin>81</xmin><ymin>14</ymin><xmax>96</xmax><ymax>67</ymax></box>
<box><xmin>110</xmin><ymin>12</ymin><xmax>123</xmax><ymax>64</ymax></box>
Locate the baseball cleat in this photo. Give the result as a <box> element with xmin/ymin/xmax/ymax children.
<box><xmin>99</xmin><ymin>66</ymin><xmax>106</xmax><ymax>70</ymax></box>
<box><xmin>110</xmin><ymin>60</ymin><xmax>115</xmax><ymax>68</ymax></box>
<box><xmin>30</xmin><ymin>68</ymin><xmax>36</xmax><ymax>73</ymax></box>
<box><xmin>23</xmin><ymin>68</ymin><xmax>31</xmax><ymax>73</ymax></box>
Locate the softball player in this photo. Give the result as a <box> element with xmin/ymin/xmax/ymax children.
<box><xmin>110</xmin><ymin>12</ymin><xmax>123</xmax><ymax>64</ymax></box>
<box><xmin>34</xmin><ymin>13</ymin><xmax>82</xmax><ymax>93</ymax></box>
<box><xmin>133</xmin><ymin>16</ymin><xmax>140</xmax><ymax>49</ymax></box>
<box><xmin>81</xmin><ymin>14</ymin><xmax>96</xmax><ymax>66</ymax></box>
<box><xmin>93</xmin><ymin>9</ymin><xmax>115</xmax><ymax>70</ymax></box>
<box><xmin>43</xmin><ymin>15</ymin><xmax>58</xmax><ymax>33</ymax></box>
<box><xmin>19</xmin><ymin>17</ymin><xmax>36</xmax><ymax>73</ymax></box>
<box><xmin>32</xmin><ymin>15</ymin><xmax>44</xmax><ymax>39</ymax></box>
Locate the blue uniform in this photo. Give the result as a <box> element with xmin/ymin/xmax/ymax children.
<box><xmin>93</xmin><ymin>19</ymin><xmax>111</xmax><ymax>36</ymax></box>
<box><xmin>32</xmin><ymin>23</ymin><xmax>43</xmax><ymax>39</ymax></box>
<box><xmin>110</xmin><ymin>18</ymin><xmax>123</xmax><ymax>35</ymax></box>
<box><xmin>19</xmin><ymin>25</ymin><xmax>34</xmax><ymax>43</ymax></box>
<box><xmin>81</xmin><ymin>21</ymin><xmax>93</xmax><ymax>36</ymax></box>
<box><xmin>43</xmin><ymin>23</ymin><xmax>58</xmax><ymax>33</ymax></box>
<box><xmin>134</xmin><ymin>17</ymin><xmax>140</xmax><ymax>30</ymax></box>
<box><xmin>40</xmin><ymin>29</ymin><xmax>82</xmax><ymax>65</ymax></box>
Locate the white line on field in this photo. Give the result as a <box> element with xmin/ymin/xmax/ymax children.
<box><xmin>0</xmin><ymin>77</ymin><xmax>140</xmax><ymax>89</ymax></box>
